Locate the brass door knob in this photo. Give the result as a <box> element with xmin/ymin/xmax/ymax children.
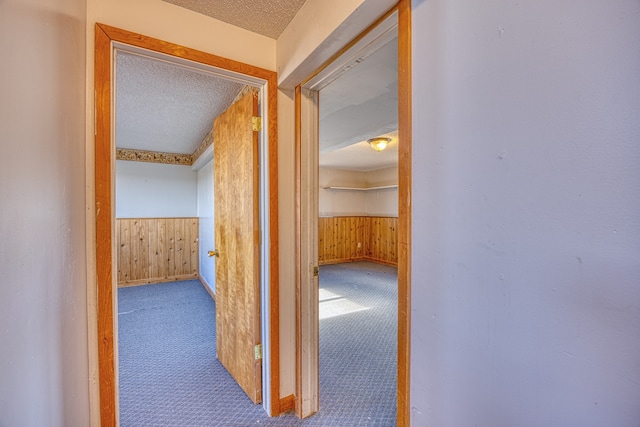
<box><xmin>208</xmin><ymin>250</ymin><xmax>219</xmax><ymax>257</ymax></box>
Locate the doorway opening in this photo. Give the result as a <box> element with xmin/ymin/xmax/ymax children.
<box><xmin>314</xmin><ymin>19</ymin><xmax>399</xmax><ymax>423</ymax></box>
<box><xmin>295</xmin><ymin>2</ymin><xmax>411</xmax><ymax>424</ymax></box>
<box><xmin>94</xmin><ymin>24</ymin><xmax>280</xmax><ymax>426</ymax></box>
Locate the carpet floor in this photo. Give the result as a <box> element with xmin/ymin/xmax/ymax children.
<box><xmin>118</xmin><ymin>261</ymin><xmax>397</xmax><ymax>426</ymax></box>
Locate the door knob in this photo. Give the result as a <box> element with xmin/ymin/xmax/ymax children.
<box><xmin>208</xmin><ymin>250</ymin><xmax>219</xmax><ymax>257</ymax></box>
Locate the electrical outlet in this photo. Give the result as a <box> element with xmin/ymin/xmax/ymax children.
<box><xmin>357</xmin><ymin>242</ymin><xmax>361</xmax><ymax>249</ymax></box>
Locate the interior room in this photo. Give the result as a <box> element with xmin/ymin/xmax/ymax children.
<box><xmin>113</xmin><ymin>49</ymin><xmax>271</xmax><ymax>425</ymax></box>
<box><xmin>313</xmin><ymin>27</ymin><xmax>400</xmax><ymax>424</ymax></box>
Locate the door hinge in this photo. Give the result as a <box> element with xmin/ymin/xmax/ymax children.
<box><xmin>254</xmin><ymin>344</ymin><xmax>262</xmax><ymax>360</ymax></box>
<box><xmin>252</xmin><ymin>116</ymin><xmax>262</xmax><ymax>131</ymax></box>
<box><xmin>313</xmin><ymin>266</ymin><xmax>319</xmax><ymax>277</ymax></box>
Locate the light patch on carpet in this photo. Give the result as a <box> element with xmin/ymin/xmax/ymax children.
<box><xmin>319</xmin><ymin>288</ymin><xmax>341</xmax><ymax>302</ymax></box>
<box><xmin>319</xmin><ymin>288</ymin><xmax>370</xmax><ymax>320</ymax></box>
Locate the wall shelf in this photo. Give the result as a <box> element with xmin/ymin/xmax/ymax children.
<box><xmin>323</xmin><ymin>185</ymin><xmax>398</xmax><ymax>191</ymax></box>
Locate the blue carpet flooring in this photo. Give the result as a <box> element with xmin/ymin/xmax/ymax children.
<box><xmin>118</xmin><ymin>261</ymin><xmax>397</xmax><ymax>426</ymax></box>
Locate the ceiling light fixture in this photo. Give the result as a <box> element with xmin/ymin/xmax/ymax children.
<box><xmin>367</xmin><ymin>137</ymin><xmax>391</xmax><ymax>152</ymax></box>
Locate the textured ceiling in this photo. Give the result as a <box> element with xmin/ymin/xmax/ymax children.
<box><xmin>115</xmin><ymin>50</ymin><xmax>243</xmax><ymax>154</ymax></box>
<box><xmin>114</xmin><ymin>16</ymin><xmax>398</xmax><ymax>172</ymax></box>
<box><xmin>162</xmin><ymin>0</ymin><xmax>307</xmax><ymax>39</ymax></box>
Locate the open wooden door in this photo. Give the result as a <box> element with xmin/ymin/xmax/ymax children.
<box><xmin>213</xmin><ymin>90</ymin><xmax>262</xmax><ymax>404</ymax></box>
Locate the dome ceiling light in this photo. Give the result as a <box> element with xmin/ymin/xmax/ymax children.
<box><xmin>367</xmin><ymin>137</ymin><xmax>391</xmax><ymax>152</ymax></box>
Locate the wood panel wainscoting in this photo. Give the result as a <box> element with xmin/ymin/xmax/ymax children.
<box><xmin>116</xmin><ymin>217</ymin><xmax>199</xmax><ymax>287</ymax></box>
<box><xmin>318</xmin><ymin>216</ymin><xmax>397</xmax><ymax>266</ymax></box>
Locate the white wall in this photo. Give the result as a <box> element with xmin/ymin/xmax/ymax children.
<box><xmin>319</xmin><ymin>168</ymin><xmax>368</xmax><ymax>216</ymax></box>
<box><xmin>364</xmin><ymin>187</ymin><xmax>397</xmax><ymax>216</ymax></box>
<box><xmin>411</xmin><ymin>0</ymin><xmax>640</xmax><ymax>426</ymax></box>
<box><xmin>276</xmin><ymin>89</ymin><xmax>298</xmax><ymax>397</ymax></box>
<box><xmin>0</xmin><ymin>0</ymin><xmax>89</xmax><ymax>426</ymax></box>
<box><xmin>319</xmin><ymin>167</ymin><xmax>398</xmax><ymax>216</ymax></box>
<box><xmin>197</xmin><ymin>159</ymin><xmax>216</xmax><ymax>294</ymax></box>
<box><xmin>115</xmin><ymin>160</ymin><xmax>197</xmax><ymax>218</ymax></box>
<box><xmin>87</xmin><ymin>0</ymin><xmax>275</xmax><ymax>71</ymax></box>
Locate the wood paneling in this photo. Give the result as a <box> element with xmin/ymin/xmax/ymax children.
<box><xmin>116</xmin><ymin>218</ymin><xmax>199</xmax><ymax>287</ymax></box>
<box><xmin>318</xmin><ymin>216</ymin><xmax>398</xmax><ymax>266</ymax></box>
<box><xmin>366</xmin><ymin>217</ymin><xmax>398</xmax><ymax>265</ymax></box>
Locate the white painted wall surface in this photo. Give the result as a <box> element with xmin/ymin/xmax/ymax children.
<box><xmin>197</xmin><ymin>159</ymin><xmax>216</xmax><ymax>294</ymax></box>
<box><xmin>87</xmin><ymin>0</ymin><xmax>275</xmax><ymax>71</ymax></box>
<box><xmin>115</xmin><ymin>160</ymin><xmax>197</xmax><ymax>218</ymax></box>
<box><xmin>319</xmin><ymin>167</ymin><xmax>398</xmax><ymax>216</ymax></box>
<box><xmin>319</xmin><ymin>168</ymin><xmax>368</xmax><ymax>216</ymax></box>
<box><xmin>411</xmin><ymin>0</ymin><xmax>640</xmax><ymax>426</ymax></box>
<box><xmin>0</xmin><ymin>0</ymin><xmax>89</xmax><ymax>425</ymax></box>
<box><xmin>364</xmin><ymin>166</ymin><xmax>397</xmax><ymax>188</ymax></box>
<box><xmin>364</xmin><ymin>167</ymin><xmax>397</xmax><ymax>216</ymax></box>
<box><xmin>364</xmin><ymin>188</ymin><xmax>397</xmax><ymax>217</ymax></box>
<box><xmin>276</xmin><ymin>89</ymin><xmax>298</xmax><ymax>397</ymax></box>
<box><xmin>320</xmin><ymin>188</ymin><xmax>368</xmax><ymax>216</ymax></box>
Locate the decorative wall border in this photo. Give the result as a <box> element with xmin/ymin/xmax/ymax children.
<box><xmin>191</xmin><ymin>130</ymin><xmax>213</xmax><ymax>163</ymax></box>
<box><xmin>116</xmin><ymin>148</ymin><xmax>193</xmax><ymax>165</ymax></box>
<box><xmin>233</xmin><ymin>85</ymin><xmax>258</xmax><ymax>104</ymax></box>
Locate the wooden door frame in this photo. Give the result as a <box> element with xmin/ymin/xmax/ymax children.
<box><xmin>94</xmin><ymin>23</ymin><xmax>280</xmax><ymax>426</ymax></box>
<box><xmin>294</xmin><ymin>1</ymin><xmax>411</xmax><ymax>424</ymax></box>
